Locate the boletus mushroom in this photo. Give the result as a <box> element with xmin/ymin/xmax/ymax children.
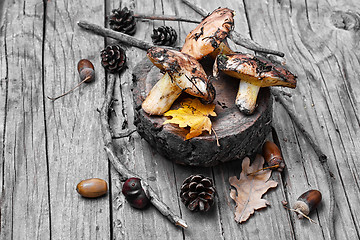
<box><xmin>181</xmin><ymin>7</ymin><xmax>235</xmax><ymax>60</ymax></box>
<box><xmin>215</xmin><ymin>53</ymin><xmax>297</xmax><ymax>115</ymax></box>
<box><xmin>142</xmin><ymin>47</ymin><xmax>215</xmax><ymax>115</ymax></box>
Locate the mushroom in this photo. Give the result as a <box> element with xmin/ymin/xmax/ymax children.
<box><xmin>181</xmin><ymin>7</ymin><xmax>234</xmax><ymax>60</ymax></box>
<box><xmin>142</xmin><ymin>47</ymin><xmax>215</xmax><ymax>115</ymax></box>
<box><xmin>142</xmin><ymin>8</ymin><xmax>234</xmax><ymax>115</ymax></box>
<box><xmin>215</xmin><ymin>53</ymin><xmax>297</xmax><ymax>114</ymax></box>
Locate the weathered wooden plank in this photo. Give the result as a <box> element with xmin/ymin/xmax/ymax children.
<box><xmin>107</xmin><ymin>0</ymin><xmax>183</xmax><ymax>239</ymax></box>
<box><xmin>177</xmin><ymin>1</ymin><xmax>295</xmax><ymax>239</ymax></box>
<box><xmin>162</xmin><ymin>1</ymin><xmax>225</xmax><ymax>238</ymax></box>
<box><xmin>244</xmin><ymin>0</ymin><xmax>360</xmax><ymax>239</ymax></box>
<box><xmin>43</xmin><ymin>0</ymin><xmax>110</xmax><ymax>239</ymax></box>
<box><xmin>0</xmin><ymin>0</ymin><xmax>51</xmax><ymax>239</ymax></box>
<box><xmin>0</xmin><ymin>0</ymin><xmax>7</xmax><ymax>204</ymax></box>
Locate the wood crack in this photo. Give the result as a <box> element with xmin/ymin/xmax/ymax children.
<box><xmin>242</xmin><ymin>0</ymin><xmax>253</xmax><ymax>40</ymax></box>
<box><xmin>40</xmin><ymin>1</ymin><xmax>52</xmax><ymax>239</ymax></box>
<box><xmin>271</xmin><ymin>127</ymin><xmax>296</xmax><ymax>240</ymax></box>
<box><xmin>211</xmin><ymin>167</ymin><xmax>225</xmax><ymax>240</ymax></box>
<box><xmin>0</xmin><ymin>6</ymin><xmax>9</xmax><ymax>238</ymax></box>
<box><xmin>0</xmin><ymin>20</ymin><xmax>9</xmax><ymax>238</ymax></box>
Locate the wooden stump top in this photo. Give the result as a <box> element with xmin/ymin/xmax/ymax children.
<box><xmin>132</xmin><ymin>57</ymin><xmax>273</xmax><ymax>166</ymax></box>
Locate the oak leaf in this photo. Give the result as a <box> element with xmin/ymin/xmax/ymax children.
<box><xmin>163</xmin><ymin>98</ymin><xmax>216</xmax><ymax>140</ymax></box>
<box><xmin>229</xmin><ymin>154</ymin><xmax>278</xmax><ymax>223</ymax></box>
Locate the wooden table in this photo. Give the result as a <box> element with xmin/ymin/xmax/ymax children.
<box><xmin>1</xmin><ymin>0</ymin><xmax>359</xmax><ymax>239</ymax></box>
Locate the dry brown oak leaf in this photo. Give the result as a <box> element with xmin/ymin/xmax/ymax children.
<box><xmin>163</xmin><ymin>98</ymin><xmax>216</xmax><ymax>140</ymax></box>
<box><xmin>229</xmin><ymin>154</ymin><xmax>278</xmax><ymax>223</ymax></box>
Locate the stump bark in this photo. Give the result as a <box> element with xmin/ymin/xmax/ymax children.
<box><xmin>132</xmin><ymin>57</ymin><xmax>273</xmax><ymax>167</ymax></box>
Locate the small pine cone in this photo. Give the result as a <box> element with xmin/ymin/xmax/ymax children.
<box><xmin>151</xmin><ymin>26</ymin><xmax>177</xmax><ymax>46</ymax></box>
<box><xmin>180</xmin><ymin>175</ymin><xmax>216</xmax><ymax>212</ymax></box>
<box><xmin>100</xmin><ymin>45</ymin><xmax>126</xmax><ymax>73</ymax></box>
<box><xmin>109</xmin><ymin>7</ymin><xmax>136</xmax><ymax>35</ymax></box>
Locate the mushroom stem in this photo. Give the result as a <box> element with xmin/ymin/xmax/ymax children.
<box><xmin>236</xmin><ymin>81</ymin><xmax>260</xmax><ymax>115</ymax></box>
<box><xmin>142</xmin><ymin>73</ymin><xmax>182</xmax><ymax>115</ymax></box>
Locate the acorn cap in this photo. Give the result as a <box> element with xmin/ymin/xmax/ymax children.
<box><xmin>147</xmin><ymin>47</ymin><xmax>215</xmax><ymax>103</ymax></box>
<box><xmin>293</xmin><ymin>189</ymin><xmax>322</xmax><ymax>218</ymax></box>
<box><xmin>181</xmin><ymin>8</ymin><xmax>234</xmax><ymax>60</ymax></box>
<box><xmin>216</xmin><ymin>53</ymin><xmax>297</xmax><ymax>88</ymax></box>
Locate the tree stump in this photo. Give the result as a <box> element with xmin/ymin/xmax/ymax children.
<box><xmin>132</xmin><ymin>57</ymin><xmax>273</xmax><ymax>167</ymax></box>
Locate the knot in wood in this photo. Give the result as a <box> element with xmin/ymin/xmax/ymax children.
<box><xmin>331</xmin><ymin>11</ymin><xmax>360</xmax><ymax>31</ymax></box>
<box><xmin>319</xmin><ymin>155</ymin><xmax>328</xmax><ymax>164</ymax></box>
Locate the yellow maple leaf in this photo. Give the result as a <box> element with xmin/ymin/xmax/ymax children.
<box><xmin>163</xmin><ymin>98</ymin><xmax>216</xmax><ymax>140</ymax></box>
<box><xmin>229</xmin><ymin>155</ymin><xmax>278</xmax><ymax>223</ymax></box>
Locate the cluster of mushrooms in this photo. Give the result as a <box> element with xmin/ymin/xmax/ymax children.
<box><xmin>142</xmin><ymin>8</ymin><xmax>297</xmax><ymax>116</ymax></box>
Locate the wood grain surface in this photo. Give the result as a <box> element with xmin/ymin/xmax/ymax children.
<box><xmin>1</xmin><ymin>0</ymin><xmax>359</xmax><ymax>239</ymax></box>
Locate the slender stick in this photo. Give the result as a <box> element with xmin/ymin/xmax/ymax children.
<box><xmin>78</xmin><ymin>21</ymin><xmax>153</xmax><ymax>50</ymax></box>
<box><xmin>182</xmin><ymin>0</ymin><xmax>208</xmax><ymax>16</ymax></box>
<box><xmin>247</xmin><ymin>165</ymin><xmax>280</xmax><ymax>176</ymax></box>
<box><xmin>47</xmin><ymin>75</ymin><xmax>91</xmax><ymax>101</ymax></box>
<box><xmin>134</xmin><ymin>14</ymin><xmax>201</xmax><ymax>24</ymax></box>
<box><xmin>181</xmin><ymin>0</ymin><xmax>285</xmax><ymax>57</ymax></box>
<box><xmin>271</xmin><ymin>88</ymin><xmax>335</xmax><ymax>239</ymax></box>
<box><xmin>99</xmin><ymin>75</ymin><xmax>187</xmax><ymax>229</ymax></box>
<box><xmin>283</xmin><ymin>205</ymin><xmax>317</xmax><ymax>224</ymax></box>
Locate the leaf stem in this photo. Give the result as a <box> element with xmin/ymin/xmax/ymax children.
<box><xmin>47</xmin><ymin>75</ymin><xmax>91</xmax><ymax>101</ymax></box>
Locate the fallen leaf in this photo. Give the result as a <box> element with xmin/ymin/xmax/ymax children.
<box><xmin>163</xmin><ymin>98</ymin><xmax>216</xmax><ymax>140</ymax></box>
<box><xmin>229</xmin><ymin>154</ymin><xmax>278</xmax><ymax>223</ymax></box>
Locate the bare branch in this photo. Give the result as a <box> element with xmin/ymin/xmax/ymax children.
<box><xmin>134</xmin><ymin>14</ymin><xmax>201</xmax><ymax>24</ymax></box>
<box><xmin>181</xmin><ymin>0</ymin><xmax>285</xmax><ymax>57</ymax></box>
<box><xmin>78</xmin><ymin>21</ymin><xmax>153</xmax><ymax>50</ymax></box>
<box><xmin>99</xmin><ymin>76</ymin><xmax>187</xmax><ymax>229</ymax></box>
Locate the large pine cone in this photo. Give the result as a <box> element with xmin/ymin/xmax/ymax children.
<box><xmin>151</xmin><ymin>26</ymin><xmax>177</xmax><ymax>46</ymax></box>
<box><xmin>109</xmin><ymin>7</ymin><xmax>136</xmax><ymax>35</ymax></box>
<box><xmin>180</xmin><ymin>175</ymin><xmax>216</xmax><ymax>212</ymax></box>
<box><xmin>100</xmin><ymin>45</ymin><xmax>126</xmax><ymax>73</ymax></box>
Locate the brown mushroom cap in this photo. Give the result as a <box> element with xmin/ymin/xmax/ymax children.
<box><xmin>181</xmin><ymin>8</ymin><xmax>234</xmax><ymax>60</ymax></box>
<box><xmin>147</xmin><ymin>47</ymin><xmax>215</xmax><ymax>103</ymax></box>
<box><xmin>216</xmin><ymin>53</ymin><xmax>297</xmax><ymax>88</ymax></box>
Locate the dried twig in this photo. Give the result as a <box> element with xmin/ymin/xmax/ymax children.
<box><xmin>282</xmin><ymin>205</ymin><xmax>317</xmax><ymax>224</ymax></box>
<box><xmin>78</xmin><ymin>21</ymin><xmax>153</xmax><ymax>50</ymax></box>
<box><xmin>134</xmin><ymin>14</ymin><xmax>201</xmax><ymax>24</ymax></box>
<box><xmin>271</xmin><ymin>88</ymin><xmax>335</xmax><ymax>239</ymax></box>
<box><xmin>112</xmin><ymin>129</ymin><xmax>136</xmax><ymax>139</ymax></box>
<box><xmin>181</xmin><ymin>0</ymin><xmax>285</xmax><ymax>57</ymax></box>
<box><xmin>99</xmin><ymin>76</ymin><xmax>187</xmax><ymax>229</ymax></box>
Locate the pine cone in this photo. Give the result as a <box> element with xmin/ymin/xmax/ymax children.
<box><xmin>151</xmin><ymin>26</ymin><xmax>177</xmax><ymax>46</ymax></box>
<box><xmin>100</xmin><ymin>45</ymin><xmax>126</xmax><ymax>73</ymax></box>
<box><xmin>180</xmin><ymin>175</ymin><xmax>216</xmax><ymax>212</ymax></box>
<box><xmin>109</xmin><ymin>7</ymin><xmax>136</xmax><ymax>35</ymax></box>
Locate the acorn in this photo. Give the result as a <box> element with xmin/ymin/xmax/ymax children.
<box><xmin>48</xmin><ymin>59</ymin><xmax>95</xmax><ymax>101</ymax></box>
<box><xmin>122</xmin><ymin>178</ymin><xmax>149</xmax><ymax>209</ymax></box>
<box><xmin>77</xmin><ymin>59</ymin><xmax>95</xmax><ymax>83</ymax></box>
<box><xmin>293</xmin><ymin>190</ymin><xmax>322</xmax><ymax>218</ymax></box>
<box><xmin>76</xmin><ymin>178</ymin><xmax>108</xmax><ymax>198</ymax></box>
<box><xmin>262</xmin><ymin>141</ymin><xmax>285</xmax><ymax>172</ymax></box>
<box><xmin>248</xmin><ymin>140</ymin><xmax>285</xmax><ymax>175</ymax></box>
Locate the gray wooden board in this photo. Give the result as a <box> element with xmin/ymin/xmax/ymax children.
<box><xmin>43</xmin><ymin>0</ymin><xmax>110</xmax><ymax>239</ymax></box>
<box><xmin>1</xmin><ymin>0</ymin><xmax>359</xmax><ymax>239</ymax></box>
<box><xmin>243</xmin><ymin>0</ymin><xmax>360</xmax><ymax>239</ymax></box>
<box><xmin>108</xmin><ymin>0</ymin><xmax>183</xmax><ymax>239</ymax></box>
<box><xmin>0</xmin><ymin>0</ymin><xmax>51</xmax><ymax>239</ymax></box>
